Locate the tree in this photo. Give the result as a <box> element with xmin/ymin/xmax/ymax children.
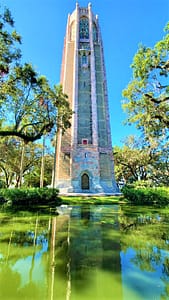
<box><xmin>50</xmin><ymin>84</ymin><xmax>72</xmax><ymax>133</ymax></box>
<box><xmin>114</xmin><ymin>136</ymin><xmax>169</xmax><ymax>186</ymax></box>
<box><xmin>0</xmin><ymin>62</ymin><xmax>55</xmax><ymax>142</ymax></box>
<box><xmin>114</xmin><ymin>136</ymin><xmax>153</xmax><ymax>184</ymax></box>
<box><xmin>0</xmin><ymin>7</ymin><xmax>21</xmax><ymax>79</ymax></box>
<box><xmin>0</xmin><ymin>137</ymin><xmax>18</xmax><ymax>187</ymax></box>
<box><xmin>122</xmin><ymin>22</ymin><xmax>169</xmax><ymax>140</ymax></box>
<box><xmin>24</xmin><ymin>153</ymin><xmax>53</xmax><ymax>187</ymax></box>
<box><xmin>149</xmin><ymin>141</ymin><xmax>169</xmax><ymax>186</ymax></box>
<box><xmin>0</xmin><ymin>7</ymin><xmax>72</xmax><ymax>143</ymax></box>
<box><xmin>0</xmin><ymin>137</ymin><xmax>42</xmax><ymax>187</ymax></box>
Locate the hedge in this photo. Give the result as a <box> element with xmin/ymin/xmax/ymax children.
<box><xmin>122</xmin><ymin>186</ymin><xmax>169</xmax><ymax>206</ymax></box>
<box><xmin>0</xmin><ymin>187</ymin><xmax>61</xmax><ymax>206</ymax></box>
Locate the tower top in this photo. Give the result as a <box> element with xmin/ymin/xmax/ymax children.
<box><xmin>76</xmin><ymin>2</ymin><xmax>92</xmax><ymax>6</ymax></box>
<box><xmin>71</xmin><ymin>2</ymin><xmax>98</xmax><ymax>22</ymax></box>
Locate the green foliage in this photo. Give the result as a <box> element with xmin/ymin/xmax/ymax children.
<box><xmin>0</xmin><ymin>137</ymin><xmax>44</xmax><ymax>187</ymax></box>
<box><xmin>133</xmin><ymin>180</ymin><xmax>153</xmax><ymax>188</ymax></box>
<box><xmin>114</xmin><ymin>141</ymin><xmax>150</xmax><ymax>183</ymax></box>
<box><xmin>0</xmin><ymin>189</ymin><xmax>123</xmax><ymax>206</ymax></box>
<box><xmin>1</xmin><ymin>61</ymin><xmax>55</xmax><ymax>142</ymax></box>
<box><xmin>0</xmin><ymin>180</ymin><xmax>5</xmax><ymax>188</ymax></box>
<box><xmin>23</xmin><ymin>153</ymin><xmax>53</xmax><ymax>188</ymax></box>
<box><xmin>122</xmin><ymin>22</ymin><xmax>169</xmax><ymax>140</ymax></box>
<box><xmin>122</xmin><ymin>186</ymin><xmax>169</xmax><ymax>206</ymax></box>
<box><xmin>0</xmin><ymin>7</ymin><xmax>21</xmax><ymax>69</ymax></box>
<box><xmin>114</xmin><ymin>136</ymin><xmax>154</xmax><ymax>184</ymax></box>
<box><xmin>0</xmin><ymin>187</ymin><xmax>60</xmax><ymax>206</ymax></box>
<box><xmin>50</xmin><ymin>85</ymin><xmax>73</xmax><ymax>133</ymax></box>
<box><xmin>0</xmin><ymin>6</ymin><xmax>72</xmax><ymax>142</ymax></box>
<box><xmin>114</xmin><ymin>136</ymin><xmax>169</xmax><ymax>187</ymax></box>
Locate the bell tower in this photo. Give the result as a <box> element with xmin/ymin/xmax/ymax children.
<box><xmin>54</xmin><ymin>3</ymin><xmax>118</xmax><ymax>194</ymax></box>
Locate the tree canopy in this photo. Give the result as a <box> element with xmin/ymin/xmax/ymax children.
<box><xmin>114</xmin><ymin>136</ymin><xmax>169</xmax><ymax>186</ymax></box>
<box><xmin>0</xmin><ymin>7</ymin><xmax>72</xmax><ymax>143</ymax></box>
<box><xmin>0</xmin><ymin>137</ymin><xmax>41</xmax><ymax>187</ymax></box>
<box><xmin>122</xmin><ymin>22</ymin><xmax>169</xmax><ymax>140</ymax></box>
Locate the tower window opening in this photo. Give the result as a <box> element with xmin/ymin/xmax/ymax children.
<box><xmin>79</xmin><ymin>17</ymin><xmax>89</xmax><ymax>39</ymax></box>
<box><xmin>82</xmin><ymin>139</ymin><xmax>88</xmax><ymax>145</ymax></box>
<box><xmin>93</xmin><ymin>22</ymin><xmax>98</xmax><ymax>42</ymax></box>
<box><xmin>82</xmin><ymin>54</ymin><xmax>88</xmax><ymax>65</ymax></box>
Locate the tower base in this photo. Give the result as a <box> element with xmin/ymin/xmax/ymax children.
<box><xmin>55</xmin><ymin>179</ymin><xmax>119</xmax><ymax>194</ymax></box>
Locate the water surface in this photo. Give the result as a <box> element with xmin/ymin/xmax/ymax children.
<box><xmin>0</xmin><ymin>204</ymin><xmax>169</xmax><ymax>300</ymax></box>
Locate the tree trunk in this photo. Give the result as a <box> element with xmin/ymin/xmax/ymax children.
<box><xmin>40</xmin><ymin>135</ymin><xmax>45</xmax><ymax>188</ymax></box>
<box><xmin>53</xmin><ymin>122</ymin><xmax>62</xmax><ymax>188</ymax></box>
<box><xmin>19</xmin><ymin>142</ymin><xmax>25</xmax><ymax>187</ymax></box>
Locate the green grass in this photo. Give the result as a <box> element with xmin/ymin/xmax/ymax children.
<box><xmin>60</xmin><ymin>195</ymin><xmax>125</xmax><ymax>205</ymax></box>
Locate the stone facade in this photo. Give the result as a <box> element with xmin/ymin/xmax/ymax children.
<box><xmin>54</xmin><ymin>3</ymin><xmax>118</xmax><ymax>194</ymax></box>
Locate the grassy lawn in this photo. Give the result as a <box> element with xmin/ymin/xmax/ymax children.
<box><xmin>59</xmin><ymin>195</ymin><xmax>125</xmax><ymax>205</ymax></box>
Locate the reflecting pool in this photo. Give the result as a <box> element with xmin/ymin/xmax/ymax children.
<box><xmin>0</xmin><ymin>204</ymin><xmax>169</xmax><ymax>300</ymax></box>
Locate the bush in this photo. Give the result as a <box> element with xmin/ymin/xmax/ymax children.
<box><xmin>133</xmin><ymin>180</ymin><xmax>153</xmax><ymax>188</ymax></box>
<box><xmin>122</xmin><ymin>186</ymin><xmax>169</xmax><ymax>206</ymax></box>
<box><xmin>0</xmin><ymin>187</ymin><xmax>61</xmax><ymax>206</ymax></box>
<box><xmin>0</xmin><ymin>180</ymin><xmax>6</xmax><ymax>189</ymax></box>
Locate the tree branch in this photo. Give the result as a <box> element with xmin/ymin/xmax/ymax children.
<box><xmin>145</xmin><ymin>93</ymin><xmax>169</xmax><ymax>104</ymax></box>
<box><xmin>0</xmin><ymin>121</ymin><xmax>54</xmax><ymax>142</ymax></box>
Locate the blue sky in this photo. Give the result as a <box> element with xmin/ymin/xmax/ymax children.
<box><xmin>1</xmin><ymin>0</ymin><xmax>169</xmax><ymax>146</ymax></box>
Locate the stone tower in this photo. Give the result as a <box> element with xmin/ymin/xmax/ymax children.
<box><xmin>54</xmin><ymin>3</ymin><xmax>118</xmax><ymax>194</ymax></box>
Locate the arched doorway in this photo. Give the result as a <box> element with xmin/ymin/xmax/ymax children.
<box><xmin>81</xmin><ymin>173</ymin><xmax>89</xmax><ymax>190</ymax></box>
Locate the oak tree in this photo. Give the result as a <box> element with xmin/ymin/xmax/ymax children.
<box><xmin>0</xmin><ymin>7</ymin><xmax>72</xmax><ymax>143</ymax></box>
<box><xmin>122</xmin><ymin>23</ymin><xmax>169</xmax><ymax>140</ymax></box>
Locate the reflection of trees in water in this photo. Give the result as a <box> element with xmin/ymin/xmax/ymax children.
<box><xmin>0</xmin><ymin>214</ymin><xmax>49</xmax><ymax>300</ymax></box>
<box><xmin>120</xmin><ymin>210</ymin><xmax>169</xmax><ymax>247</ymax></box>
<box><xmin>119</xmin><ymin>207</ymin><xmax>169</xmax><ymax>298</ymax></box>
<box><xmin>161</xmin><ymin>258</ymin><xmax>169</xmax><ymax>299</ymax></box>
<box><xmin>163</xmin><ymin>257</ymin><xmax>169</xmax><ymax>277</ymax></box>
<box><xmin>1</xmin><ymin>206</ymin><xmax>168</xmax><ymax>299</ymax></box>
<box><xmin>132</xmin><ymin>247</ymin><xmax>162</xmax><ymax>272</ymax></box>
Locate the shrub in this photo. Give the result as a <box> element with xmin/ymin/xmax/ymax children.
<box><xmin>122</xmin><ymin>186</ymin><xmax>169</xmax><ymax>206</ymax></box>
<box><xmin>133</xmin><ymin>180</ymin><xmax>153</xmax><ymax>188</ymax></box>
<box><xmin>0</xmin><ymin>187</ymin><xmax>61</xmax><ymax>206</ymax></box>
<box><xmin>0</xmin><ymin>180</ymin><xmax>6</xmax><ymax>189</ymax></box>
